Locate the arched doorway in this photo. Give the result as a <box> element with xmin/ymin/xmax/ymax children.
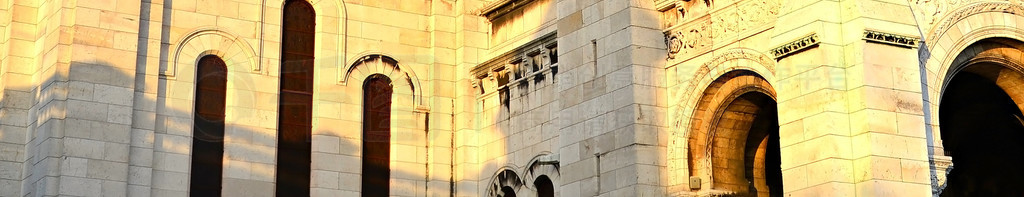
<box><xmin>939</xmin><ymin>38</ymin><xmax>1024</xmax><ymax>196</ymax></box>
<box><xmin>688</xmin><ymin>70</ymin><xmax>782</xmax><ymax>196</ymax></box>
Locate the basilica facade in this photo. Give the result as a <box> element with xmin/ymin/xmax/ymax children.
<box><xmin>1</xmin><ymin>0</ymin><xmax>1023</xmax><ymax>196</ymax></box>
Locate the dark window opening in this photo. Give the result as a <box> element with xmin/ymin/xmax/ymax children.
<box><xmin>190</xmin><ymin>55</ymin><xmax>227</xmax><ymax>196</ymax></box>
<box><xmin>939</xmin><ymin>72</ymin><xmax>1024</xmax><ymax>197</ymax></box>
<box><xmin>499</xmin><ymin>186</ymin><xmax>517</xmax><ymax>197</ymax></box>
<box><xmin>535</xmin><ymin>175</ymin><xmax>554</xmax><ymax>197</ymax></box>
<box><xmin>362</xmin><ymin>75</ymin><xmax>393</xmax><ymax>197</ymax></box>
<box><xmin>548</xmin><ymin>48</ymin><xmax>558</xmax><ymax>64</ymax></box>
<box><xmin>276</xmin><ymin>0</ymin><xmax>315</xmax><ymax>196</ymax></box>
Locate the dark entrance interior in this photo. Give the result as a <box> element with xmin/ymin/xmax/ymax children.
<box><xmin>722</xmin><ymin>92</ymin><xmax>782</xmax><ymax>197</ymax></box>
<box><xmin>939</xmin><ymin>71</ymin><xmax>1024</xmax><ymax>196</ymax></box>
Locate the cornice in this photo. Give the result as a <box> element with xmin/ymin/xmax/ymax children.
<box><xmin>471</xmin><ymin>32</ymin><xmax>557</xmax><ymax>76</ymax></box>
<box><xmin>864</xmin><ymin>30</ymin><xmax>920</xmax><ymax>48</ymax></box>
<box><xmin>477</xmin><ymin>0</ymin><xmax>539</xmax><ymax>20</ymax></box>
<box><xmin>769</xmin><ymin>33</ymin><xmax>819</xmax><ymax>60</ymax></box>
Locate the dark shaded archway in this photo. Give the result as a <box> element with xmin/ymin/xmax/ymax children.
<box><xmin>713</xmin><ymin>92</ymin><xmax>782</xmax><ymax>197</ymax></box>
<box><xmin>939</xmin><ymin>72</ymin><xmax>1024</xmax><ymax>197</ymax></box>
<box><xmin>735</xmin><ymin>93</ymin><xmax>782</xmax><ymax>197</ymax></box>
<box><xmin>689</xmin><ymin>71</ymin><xmax>782</xmax><ymax>196</ymax></box>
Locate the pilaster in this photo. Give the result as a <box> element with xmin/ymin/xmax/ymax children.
<box><xmin>555</xmin><ymin>0</ymin><xmax>668</xmax><ymax>195</ymax></box>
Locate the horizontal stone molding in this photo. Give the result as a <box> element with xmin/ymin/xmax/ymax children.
<box><xmin>769</xmin><ymin>33</ymin><xmax>819</xmax><ymax>60</ymax></box>
<box><xmin>477</xmin><ymin>0</ymin><xmax>539</xmax><ymax>20</ymax></box>
<box><xmin>864</xmin><ymin>30</ymin><xmax>921</xmax><ymax>48</ymax></box>
<box><xmin>662</xmin><ymin>0</ymin><xmax>780</xmax><ymax>60</ymax></box>
<box><xmin>472</xmin><ymin>32</ymin><xmax>557</xmax><ymax>96</ymax></box>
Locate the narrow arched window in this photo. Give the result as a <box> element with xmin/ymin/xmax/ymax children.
<box><xmin>190</xmin><ymin>55</ymin><xmax>227</xmax><ymax>196</ymax></box>
<box><xmin>276</xmin><ymin>0</ymin><xmax>315</xmax><ymax>196</ymax></box>
<box><xmin>362</xmin><ymin>74</ymin><xmax>392</xmax><ymax>197</ymax></box>
<box><xmin>535</xmin><ymin>175</ymin><xmax>554</xmax><ymax>197</ymax></box>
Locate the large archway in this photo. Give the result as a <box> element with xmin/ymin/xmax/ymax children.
<box><xmin>938</xmin><ymin>38</ymin><xmax>1024</xmax><ymax>196</ymax></box>
<box><xmin>687</xmin><ymin>70</ymin><xmax>782</xmax><ymax>196</ymax></box>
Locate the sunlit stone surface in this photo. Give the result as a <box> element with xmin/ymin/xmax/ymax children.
<box><xmin>0</xmin><ymin>0</ymin><xmax>1022</xmax><ymax>196</ymax></box>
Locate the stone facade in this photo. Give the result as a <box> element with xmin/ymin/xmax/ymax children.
<box><xmin>0</xmin><ymin>0</ymin><xmax>1022</xmax><ymax>196</ymax></box>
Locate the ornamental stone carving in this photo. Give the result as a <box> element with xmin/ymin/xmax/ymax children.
<box><xmin>665</xmin><ymin>19</ymin><xmax>711</xmax><ymax>60</ymax></box>
<box><xmin>661</xmin><ymin>0</ymin><xmax>780</xmax><ymax>60</ymax></box>
<box><xmin>925</xmin><ymin>2</ymin><xmax>1024</xmax><ymax>44</ymax></box>
<box><xmin>911</xmin><ymin>0</ymin><xmax>977</xmax><ymax>28</ymax></box>
<box><xmin>864</xmin><ymin>30</ymin><xmax>921</xmax><ymax>48</ymax></box>
<box><xmin>769</xmin><ymin>33</ymin><xmax>819</xmax><ymax>59</ymax></box>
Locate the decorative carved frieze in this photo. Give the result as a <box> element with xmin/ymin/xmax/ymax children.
<box><xmin>665</xmin><ymin>18</ymin><xmax>711</xmax><ymax>60</ymax></box>
<box><xmin>864</xmin><ymin>30</ymin><xmax>920</xmax><ymax>48</ymax></box>
<box><xmin>769</xmin><ymin>33</ymin><xmax>819</xmax><ymax>59</ymax></box>
<box><xmin>662</xmin><ymin>0</ymin><xmax>780</xmax><ymax>60</ymax></box>
<box><xmin>703</xmin><ymin>50</ymin><xmax>777</xmax><ymax>73</ymax></box>
<box><xmin>912</xmin><ymin>0</ymin><xmax>978</xmax><ymax>28</ymax></box>
<box><xmin>926</xmin><ymin>2</ymin><xmax>1024</xmax><ymax>44</ymax></box>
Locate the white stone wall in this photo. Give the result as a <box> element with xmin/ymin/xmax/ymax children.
<box><xmin>2</xmin><ymin>0</ymin><xmax>1018</xmax><ymax>196</ymax></box>
<box><xmin>553</xmin><ymin>0</ymin><xmax>668</xmax><ymax>195</ymax></box>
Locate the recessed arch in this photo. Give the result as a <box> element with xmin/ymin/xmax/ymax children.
<box><xmin>523</xmin><ymin>153</ymin><xmax>559</xmax><ymax>197</ymax></box>
<box><xmin>667</xmin><ymin>48</ymin><xmax>778</xmax><ymax>194</ymax></box>
<box><xmin>487</xmin><ymin>168</ymin><xmax>524</xmax><ymax>197</ymax></box>
<box><xmin>168</xmin><ymin>28</ymin><xmax>259</xmax><ymax>79</ymax></box>
<box><xmin>273</xmin><ymin>0</ymin><xmax>348</xmax><ymax>76</ymax></box>
<box><xmin>936</xmin><ymin>38</ymin><xmax>1024</xmax><ymax>196</ymax></box>
<box><xmin>344</xmin><ymin>54</ymin><xmax>425</xmax><ymax>109</ymax></box>
<box><xmin>920</xmin><ymin>5</ymin><xmax>1024</xmax><ymax>190</ymax></box>
<box><xmin>683</xmin><ymin>70</ymin><xmax>781</xmax><ymax>196</ymax></box>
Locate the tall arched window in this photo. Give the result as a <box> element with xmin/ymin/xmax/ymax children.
<box><xmin>190</xmin><ymin>55</ymin><xmax>227</xmax><ymax>196</ymax></box>
<box><xmin>276</xmin><ymin>0</ymin><xmax>315</xmax><ymax>196</ymax></box>
<box><xmin>362</xmin><ymin>74</ymin><xmax>392</xmax><ymax>197</ymax></box>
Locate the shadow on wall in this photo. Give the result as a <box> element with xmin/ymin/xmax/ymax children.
<box><xmin>0</xmin><ymin>58</ymin><xmax>437</xmax><ymax>196</ymax></box>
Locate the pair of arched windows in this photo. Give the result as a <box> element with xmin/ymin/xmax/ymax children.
<box><xmin>497</xmin><ymin>175</ymin><xmax>555</xmax><ymax>197</ymax></box>
<box><xmin>188</xmin><ymin>1</ymin><xmax>394</xmax><ymax>196</ymax></box>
